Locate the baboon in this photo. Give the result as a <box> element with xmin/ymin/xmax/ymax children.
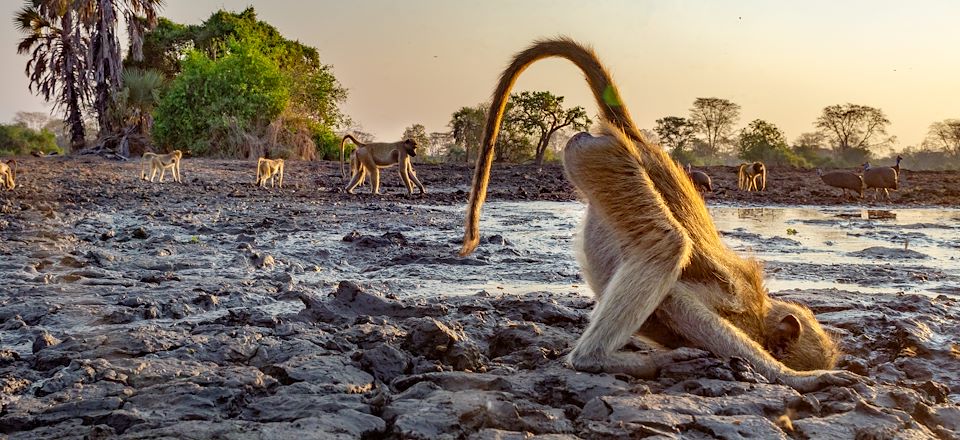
<box><xmin>340</xmin><ymin>134</ymin><xmax>425</xmax><ymax>195</ymax></box>
<box><xmin>141</xmin><ymin>150</ymin><xmax>183</xmax><ymax>183</ymax></box>
<box><xmin>738</xmin><ymin>161</ymin><xmax>766</xmax><ymax>191</ymax></box>
<box><xmin>0</xmin><ymin>159</ymin><xmax>16</xmax><ymax>191</ymax></box>
<box><xmin>460</xmin><ymin>38</ymin><xmax>858</xmax><ymax>391</ymax></box>
<box><xmin>685</xmin><ymin>164</ymin><xmax>712</xmax><ymax>192</ymax></box>
<box><xmin>256</xmin><ymin>158</ymin><xmax>285</xmax><ymax>188</ymax></box>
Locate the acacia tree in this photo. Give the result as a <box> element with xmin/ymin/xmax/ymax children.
<box><xmin>689</xmin><ymin>97</ymin><xmax>740</xmax><ymax>157</ymax></box>
<box><xmin>654</xmin><ymin>116</ymin><xmax>697</xmax><ymax>160</ymax></box>
<box><xmin>924</xmin><ymin>119</ymin><xmax>960</xmax><ymax>156</ymax></box>
<box><xmin>737</xmin><ymin>119</ymin><xmax>805</xmax><ymax>166</ymax></box>
<box><xmin>815</xmin><ymin>104</ymin><xmax>891</xmax><ymax>156</ymax></box>
<box><xmin>510</xmin><ymin>91</ymin><xmax>590</xmax><ymax>165</ymax></box>
<box><xmin>15</xmin><ymin>0</ymin><xmax>90</xmax><ymax>150</ymax></box>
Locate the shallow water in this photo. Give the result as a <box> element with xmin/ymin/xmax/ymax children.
<box><xmin>424</xmin><ymin>202</ymin><xmax>960</xmax><ymax>298</ymax></box>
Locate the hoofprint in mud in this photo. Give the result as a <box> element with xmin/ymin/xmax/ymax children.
<box><xmin>0</xmin><ymin>157</ymin><xmax>958</xmax><ymax>439</ymax></box>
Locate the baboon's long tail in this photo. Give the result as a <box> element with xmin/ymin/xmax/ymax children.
<box><xmin>340</xmin><ymin>135</ymin><xmax>363</xmax><ymax>179</ymax></box>
<box><xmin>461</xmin><ymin>37</ymin><xmax>641</xmax><ymax>256</ymax></box>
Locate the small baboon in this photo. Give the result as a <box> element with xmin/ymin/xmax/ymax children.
<box><xmin>738</xmin><ymin>162</ymin><xmax>766</xmax><ymax>191</ymax></box>
<box><xmin>460</xmin><ymin>38</ymin><xmax>858</xmax><ymax>392</ymax></box>
<box><xmin>340</xmin><ymin>134</ymin><xmax>425</xmax><ymax>195</ymax></box>
<box><xmin>255</xmin><ymin>157</ymin><xmax>285</xmax><ymax>188</ymax></box>
<box><xmin>0</xmin><ymin>159</ymin><xmax>17</xmax><ymax>191</ymax></box>
<box><xmin>141</xmin><ymin>150</ymin><xmax>183</xmax><ymax>183</ymax></box>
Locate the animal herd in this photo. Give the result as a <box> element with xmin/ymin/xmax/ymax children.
<box><xmin>683</xmin><ymin>155</ymin><xmax>904</xmax><ymax>201</ymax></box>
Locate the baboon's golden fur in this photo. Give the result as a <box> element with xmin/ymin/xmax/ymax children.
<box><xmin>461</xmin><ymin>38</ymin><xmax>856</xmax><ymax>391</ymax></box>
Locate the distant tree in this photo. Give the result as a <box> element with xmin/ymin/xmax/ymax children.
<box><xmin>449</xmin><ymin>105</ymin><xmax>485</xmax><ymax>163</ymax></box>
<box><xmin>815</xmin><ymin>104</ymin><xmax>891</xmax><ymax>161</ymax></box>
<box><xmin>737</xmin><ymin>119</ymin><xmax>806</xmax><ymax>166</ymax></box>
<box><xmin>15</xmin><ymin>0</ymin><xmax>90</xmax><ymax>149</ymax></box>
<box><xmin>654</xmin><ymin>116</ymin><xmax>697</xmax><ymax>160</ymax></box>
<box><xmin>924</xmin><ymin>119</ymin><xmax>960</xmax><ymax>156</ymax></box>
<box><xmin>402</xmin><ymin>124</ymin><xmax>430</xmax><ymax>159</ymax></box>
<box><xmin>509</xmin><ymin>91</ymin><xmax>590</xmax><ymax>165</ymax></box>
<box><xmin>14</xmin><ymin>111</ymin><xmax>51</xmax><ymax>131</ymax></box>
<box><xmin>689</xmin><ymin>97</ymin><xmax>740</xmax><ymax>157</ymax></box>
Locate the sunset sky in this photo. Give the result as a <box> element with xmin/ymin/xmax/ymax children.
<box><xmin>2</xmin><ymin>0</ymin><xmax>958</xmax><ymax>150</ymax></box>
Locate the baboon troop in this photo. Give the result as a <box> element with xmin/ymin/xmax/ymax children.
<box><xmin>255</xmin><ymin>158</ymin><xmax>285</xmax><ymax>188</ymax></box>
<box><xmin>0</xmin><ymin>159</ymin><xmax>16</xmax><ymax>191</ymax></box>
<box><xmin>340</xmin><ymin>134</ymin><xmax>425</xmax><ymax>195</ymax></box>
<box><xmin>460</xmin><ymin>38</ymin><xmax>857</xmax><ymax>391</ymax></box>
<box><xmin>738</xmin><ymin>161</ymin><xmax>766</xmax><ymax>191</ymax></box>
<box><xmin>140</xmin><ymin>150</ymin><xmax>183</xmax><ymax>183</ymax></box>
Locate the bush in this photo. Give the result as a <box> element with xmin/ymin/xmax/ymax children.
<box><xmin>0</xmin><ymin>123</ymin><xmax>62</xmax><ymax>156</ymax></box>
<box><xmin>153</xmin><ymin>41</ymin><xmax>288</xmax><ymax>156</ymax></box>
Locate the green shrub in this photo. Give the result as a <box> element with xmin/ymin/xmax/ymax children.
<box><xmin>0</xmin><ymin>123</ymin><xmax>62</xmax><ymax>156</ymax></box>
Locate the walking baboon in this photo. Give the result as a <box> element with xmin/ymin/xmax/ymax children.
<box><xmin>0</xmin><ymin>159</ymin><xmax>16</xmax><ymax>191</ymax></box>
<box><xmin>255</xmin><ymin>158</ymin><xmax>284</xmax><ymax>188</ymax></box>
<box><xmin>340</xmin><ymin>134</ymin><xmax>425</xmax><ymax>195</ymax></box>
<box><xmin>738</xmin><ymin>162</ymin><xmax>766</xmax><ymax>191</ymax></box>
<box><xmin>460</xmin><ymin>38</ymin><xmax>858</xmax><ymax>391</ymax></box>
<box><xmin>141</xmin><ymin>150</ymin><xmax>183</xmax><ymax>183</ymax></box>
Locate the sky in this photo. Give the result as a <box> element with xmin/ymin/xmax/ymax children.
<box><xmin>3</xmin><ymin>0</ymin><xmax>959</xmax><ymax>149</ymax></box>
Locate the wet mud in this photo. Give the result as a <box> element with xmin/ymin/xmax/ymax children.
<box><xmin>1</xmin><ymin>157</ymin><xmax>958</xmax><ymax>439</ymax></box>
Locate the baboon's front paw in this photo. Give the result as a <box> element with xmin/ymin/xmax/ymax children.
<box><xmin>791</xmin><ymin>370</ymin><xmax>865</xmax><ymax>392</ymax></box>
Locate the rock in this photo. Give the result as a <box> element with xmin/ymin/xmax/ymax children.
<box><xmin>32</xmin><ymin>331</ymin><xmax>61</xmax><ymax>353</ymax></box>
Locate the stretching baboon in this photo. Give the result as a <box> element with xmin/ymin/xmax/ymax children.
<box><xmin>340</xmin><ymin>134</ymin><xmax>425</xmax><ymax>195</ymax></box>
<box><xmin>0</xmin><ymin>159</ymin><xmax>16</xmax><ymax>191</ymax></box>
<box><xmin>738</xmin><ymin>161</ymin><xmax>766</xmax><ymax>191</ymax></box>
<box><xmin>141</xmin><ymin>150</ymin><xmax>183</xmax><ymax>183</ymax></box>
<box><xmin>255</xmin><ymin>158</ymin><xmax>285</xmax><ymax>188</ymax></box>
<box><xmin>461</xmin><ymin>38</ymin><xmax>858</xmax><ymax>391</ymax></box>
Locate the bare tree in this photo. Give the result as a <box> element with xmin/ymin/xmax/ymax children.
<box><xmin>689</xmin><ymin>97</ymin><xmax>740</xmax><ymax>157</ymax></box>
<box><xmin>815</xmin><ymin>103</ymin><xmax>891</xmax><ymax>153</ymax></box>
<box><xmin>924</xmin><ymin>119</ymin><xmax>960</xmax><ymax>156</ymax></box>
<box><xmin>14</xmin><ymin>111</ymin><xmax>52</xmax><ymax>131</ymax></box>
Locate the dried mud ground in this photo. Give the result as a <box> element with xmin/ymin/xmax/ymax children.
<box><xmin>1</xmin><ymin>156</ymin><xmax>959</xmax><ymax>439</ymax></box>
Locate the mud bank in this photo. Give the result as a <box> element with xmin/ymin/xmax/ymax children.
<box><xmin>1</xmin><ymin>157</ymin><xmax>959</xmax><ymax>439</ymax></box>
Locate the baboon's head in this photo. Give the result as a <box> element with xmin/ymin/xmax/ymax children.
<box><xmin>403</xmin><ymin>139</ymin><xmax>418</xmax><ymax>157</ymax></box>
<box><xmin>562</xmin><ymin>128</ymin><xmax>636</xmax><ymax>194</ymax></box>
<box><xmin>752</xmin><ymin>162</ymin><xmax>765</xmax><ymax>174</ymax></box>
<box><xmin>172</xmin><ymin>150</ymin><xmax>183</xmax><ymax>160</ymax></box>
<box><xmin>765</xmin><ymin>299</ymin><xmax>840</xmax><ymax>371</ymax></box>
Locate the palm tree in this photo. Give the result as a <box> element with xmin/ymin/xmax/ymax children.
<box><xmin>15</xmin><ymin>0</ymin><xmax>90</xmax><ymax>150</ymax></box>
<box><xmin>120</xmin><ymin>67</ymin><xmax>162</xmax><ymax>137</ymax></box>
<box><xmin>75</xmin><ymin>0</ymin><xmax>163</xmax><ymax>136</ymax></box>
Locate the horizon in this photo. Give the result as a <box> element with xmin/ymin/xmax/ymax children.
<box><xmin>2</xmin><ymin>0</ymin><xmax>958</xmax><ymax>151</ymax></box>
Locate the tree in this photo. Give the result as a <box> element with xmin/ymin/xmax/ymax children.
<box><xmin>15</xmin><ymin>0</ymin><xmax>90</xmax><ymax>149</ymax></box>
<box><xmin>152</xmin><ymin>41</ymin><xmax>288</xmax><ymax>156</ymax></box>
<box><xmin>449</xmin><ymin>105</ymin><xmax>485</xmax><ymax>163</ymax></box>
<box><xmin>98</xmin><ymin>67</ymin><xmax>164</xmax><ymax>156</ymax></box>
<box><xmin>924</xmin><ymin>119</ymin><xmax>960</xmax><ymax>156</ymax></box>
<box><xmin>76</xmin><ymin>0</ymin><xmax>162</xmax><ymax>136</ymax></box>
<box><xmin>737</xmin><ymin>119</ymin><xmax>805</xmax><ymax>166</ymax></box>
<box><xmin>689</xmin><ymin>97</ymin><xmax>740</xmax><ymax>157</ymax></box>
<box><xmin>509</xmin><ymin>91</ymin><xmax>590</xmax><ymax>165</ymax></box>
<box><xmin>402</xmin><ymin>124</ymin><xmax>430</xmax><ymax>158</ymax></box>
<box><xmin>815</xmin><ymin>103</ymin><xmax>891</xmax><ymax>156</ymax></box>
<box><xmin>654</xmin><ymin>116</ymin><xmax>697</xmax><ymax>160</ymax></box>
<box><xmin>14</xmin><ymin>111</ymin><xmax>51</xmax><ymax>131</ymax></box>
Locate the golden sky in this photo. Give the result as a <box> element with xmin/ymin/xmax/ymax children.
<box><xmin>3</xmin><ymin>0</ymin><xmax>958</xmax><ymax>150</ymax></box>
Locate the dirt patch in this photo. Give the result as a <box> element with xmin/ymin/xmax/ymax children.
<box><xmin>1</xmin><ymin>157</ymin><xmax>958</xmax><ymax>438</ymax></box>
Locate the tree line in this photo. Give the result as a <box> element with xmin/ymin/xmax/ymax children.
<box><xmin>9</xmin><ymin>3</ymin><xmax>959</xmax><ymax>169</ymax></box>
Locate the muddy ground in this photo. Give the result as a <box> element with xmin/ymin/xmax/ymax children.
<box><xmin>1</xmin><ymin>157</ymin><xmax>959</xmax><ymax>439</ymax></box>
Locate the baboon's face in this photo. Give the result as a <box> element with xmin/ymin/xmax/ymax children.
<box><xmin>766</xmin><ymin>300</ymin><xmax>839</xmax><ymax>371</ymax></box>
<box><xmin>404</xmin><ymin>140</ymin><xmax>418</xmax><ymax>157</ymax></box>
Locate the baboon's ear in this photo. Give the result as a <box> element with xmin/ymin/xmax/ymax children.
<box><xmin>776</xmin><ymin>315</ymin><xmax>803</xmax><ymax>343</ymax></box>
